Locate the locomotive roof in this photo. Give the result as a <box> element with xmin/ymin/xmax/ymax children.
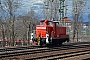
<box><xmin>40</xmin><ymin>20</ymin><xmax>52</xmax><ymax>22</ymax></box>
<box><xmin>52</xmin><ymin>21</ymin><xmax>60</xmax><ymax>23</ymax></box>
<box><xmin>40</xmin><ymin>20</ymin><xmax>60</xmax><ymax>23</ymax></box>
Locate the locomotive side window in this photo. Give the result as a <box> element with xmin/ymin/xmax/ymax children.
<box><xmin>42</xmin><ymin>22</ymin><xmax>44</xmax><ymax>25</ymax></box>
<box><xmin>48</xmin><ymin>22</ymin><xmax>52</xmax><ymax>26</ymax></box>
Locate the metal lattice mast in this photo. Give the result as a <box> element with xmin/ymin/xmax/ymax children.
<box><xmin>59</xmin><ymin>0</ymin><xmax>65</xmax><ymax>25</ymax></box>
<box><xmin>49</xmin><ymin>0</ymin><xmax>54</xmax><ymax>20</ymax></box>
<box><xmin>44</xmin><ymin>0</ymin><xmax>49</xmax><ymax>20</ymax></box>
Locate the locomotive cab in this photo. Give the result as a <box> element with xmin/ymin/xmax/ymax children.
<box><xmin>36</xmin><ymin>20</ymin><xmax>53</xmax><ymax>46</ymax></box>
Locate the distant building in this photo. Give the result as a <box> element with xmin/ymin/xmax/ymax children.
<box><xmin>83</xmin><ymin>22</ymin><xmax>89</xmax><ymax>30</ymax></box>
<box><xmin>60</xmin><ymin>17</ymin><xmax>72</xmax><ymax>34</ymax></box>
<box><xmin>82</xmin><ymin>22</ymin><xmax>89</xmax><ymax>34</ymax></box>
<box><xmin>60</xmin><ymin>17</ymin><xmax>72</xmax><ymax>26</ymax></box>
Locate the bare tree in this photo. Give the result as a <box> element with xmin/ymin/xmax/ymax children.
<box><xmin>88</xmin><ymin>14</ymin><xmax>90</xmax><ymax>37</ymax></box>
<box><xmin>43</xmin><ymin>0</ymin><xmax>58</xmax><ymax>20</ymax></box>
<box><xmin>72</xmin><ymin>0</ymin><xmax>86</xmax><ymax>42</ymax></box>
<box><xmin>0</xmin><ymin>0</ymin><xmax>22</xmax><ymax>46</ymax></box>
<box><xmin>0</xmin><ymin>17</ymin><xmax>2</xmax><ymax>38</ymax></box>
<box><xmin>22</xmin><ymin>10</ymin><xmax>39</xmax><ymax>45</ymax></box>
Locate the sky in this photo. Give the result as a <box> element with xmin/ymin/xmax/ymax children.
<box><xmin>17</xmin><ymin>0</ymin><xmax>44</xmax><ymax>17</ymax></box>
<box><xmin>20</xmin><ymin>0</ymin><xmax>90</xmax><ymax>22</ymax></box>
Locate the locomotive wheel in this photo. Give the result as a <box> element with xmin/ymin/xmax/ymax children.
<box><xmin>40</xmin><ymin>40</ymin><xmax>42</xmax><ymax>46</ymax></box>
<box><xmin>40</xmin><ymin>38</ymin><xmax>46</xmax><ymax>46</ymax></box>
<box><xmin>52</xmin><ymin>38</ymin><xmax>63</xmax><ymax>46</ymax></box>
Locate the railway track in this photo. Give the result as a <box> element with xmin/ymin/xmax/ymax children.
<box><xmin>0</xmin><ymin>45</ymin><xmax>41</xmax><ymax>52</ymax></box>
<box><xmin>35</xmin><ymin>48</ymin><xmax>90</xmax><ymax>60</ymax></box>
<box><xmin>0</xmin><ymin>42</ymin><xmax>89</xmax><ymax>52</ymax></box>
<box><xmin>0</xmin><ymin>42</ymin><xmax>90</xmax><ymax>60</ymax></box>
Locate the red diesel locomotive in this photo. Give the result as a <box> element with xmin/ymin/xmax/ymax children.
<box><xmin>31</xmin><ymin>20</ymin><xmax>69</xmax><ymax>46</ymax></box>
